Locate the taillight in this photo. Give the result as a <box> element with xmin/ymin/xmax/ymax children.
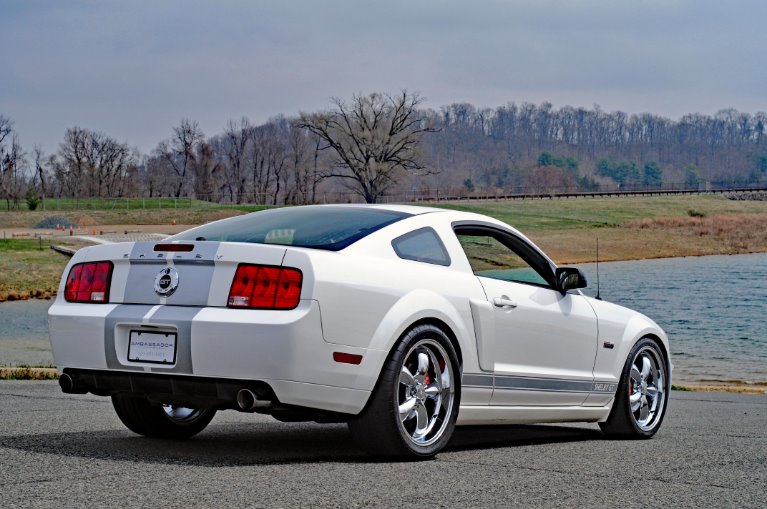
<box><xmin>228</xmin><ymin>264</ymin><xmax>303</xmax><ymax>309</ymax></box>
<box><xmin>64</xmin><ymin>261</ymin><xmax>113</xmax><ymax>303</ymax></box>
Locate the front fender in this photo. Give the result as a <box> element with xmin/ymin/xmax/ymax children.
<box><xmin>590</xmin><ymin>298</ymin><xmax>671</xmax><ymax>383</ymax></box>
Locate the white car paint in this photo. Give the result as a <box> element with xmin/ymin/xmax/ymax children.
<box><xmin>49</xmin><ymin>204</ymin><xmax>670</xmax><ymax>425</ymax></box>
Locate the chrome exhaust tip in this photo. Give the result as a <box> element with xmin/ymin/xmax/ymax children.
<box><xmin>236</xmin><ymin>388</ymin><xmax>270</xmax><ymax>412</ymax></box>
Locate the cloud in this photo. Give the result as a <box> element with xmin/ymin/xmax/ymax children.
<box><xmin>1</xmin><ymin>0</ymin><xmax>765</xmax><ymax>153</ymax></box>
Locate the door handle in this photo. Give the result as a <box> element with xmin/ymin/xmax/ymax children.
<box><xmin>493</xmin><ymin>296</ymin><xmax>517</xmax><ymax>309</ymax></box>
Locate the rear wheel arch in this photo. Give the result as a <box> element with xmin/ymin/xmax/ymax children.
<box><xmin>405</xmin><ymin>317</ymin><xmax>463</xmax><ymax>368</ymax></box>
<box><xmin>362</xmin><ymin>317</ymin><xmax>463</xmax><ymax>412</ymax></box>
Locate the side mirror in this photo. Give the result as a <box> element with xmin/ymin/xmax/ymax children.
<box><xmin>555</xmin><ymin>267</ymin><xmax>587</xmax><ymax>293</ymax></box>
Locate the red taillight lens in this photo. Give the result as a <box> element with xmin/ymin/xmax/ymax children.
<box><xmin>64</xmin><ymin>261</ymin><xmax>113</xmax><ymax>303</ymax></box>
<box><xmin>275</xmin><ymin>268</ymin><xmax>302</xmax><ymax>309</ymax></box>
<box><xmin>228</xmin><ymin>264</ymin><xmax>302</xmax><ymax>309</ymax></box>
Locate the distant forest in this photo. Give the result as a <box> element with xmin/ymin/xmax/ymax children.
<box><xmin>2</xmin><ymin>96</ymin><xmax>767</xmax><ymax>208</ymax></box>
<box><xmin>421</xmin><ymin>102</ymin><xmax>767</xmax><ymax>197</ymax></box>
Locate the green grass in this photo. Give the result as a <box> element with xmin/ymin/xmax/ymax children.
<box><xmin>29</xmin><ymin>196</ymin><xmax>217</xmax><ymax>211</ymax></box>
<box><xmin>432</xmin><ymin>195</ymin><xmax>767</xmax><ymax>232</ymax></box>
<box><xmin>0</xmin><ymin>238</ymin><xmax>69</xmax><ymax>301</ymax></box>
<box><xmin>24</xmin><ymin>196</ymin><xmax>278</xmax><ymax>213</ymax></box>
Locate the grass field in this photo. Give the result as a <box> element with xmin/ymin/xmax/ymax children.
<box><xmin>0</xmin><ymin>238</ymin><xmax>70</xmax><ymax>301</ymax></box>
<box><xmin>432</xmin><ymin>195</ymin><xmax>767</xmax><ymax>262</ymax></box>
<box><xmin>1</xmin><ymin>194</ymin><xmax>766</xmax><ymax>301</ymax></box>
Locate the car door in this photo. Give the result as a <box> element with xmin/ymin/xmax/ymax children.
<box><xmin>454</xmin><ymin>225</ymin><xmax>598</xmax><ymax>406</ymax></box>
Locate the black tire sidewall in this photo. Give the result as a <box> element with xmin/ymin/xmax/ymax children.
<box><xmin>388</xmin><ymin>325</ymin><xmax>462</xmax><ymax>457</ymax></box>
<box><xmin>112</xmin><ymin>395</ymin><xmax>215</xmax><ymax>439</ymax></box>
<box><xmin>609</xmin><ymin>337</ymin><xmax>670</xmax><ymax>438</ymax></box>
<box><xmin>348</xmin><ymin>323</ymin><xmax>462</xmax><ymax>458</ymax></box>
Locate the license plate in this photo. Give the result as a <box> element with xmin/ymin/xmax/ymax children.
<box><xmin>128</xmin><ymin>330</ymin><xmax>177</xmax><ymax>364</ymax></box>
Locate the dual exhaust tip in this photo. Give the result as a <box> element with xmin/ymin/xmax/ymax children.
<box><xmin>60</xmin><ymin>373</ymin><xmax>270</xmax><ymax>411</ymax></box>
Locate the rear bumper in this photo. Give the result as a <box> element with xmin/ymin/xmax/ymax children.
<box><xmin>59</xmin><ymin>368</ymin><xmax>368</xmax><ymax>418</ymax></box>
<box><xmin>48</xmin><ymin>299</ymin><xmax>379</xmax><ymax>414</ymax></box>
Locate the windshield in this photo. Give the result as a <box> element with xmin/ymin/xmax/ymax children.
<box><xmin>169</xmin><ymin>206</ymin><xmax>411</xmax><ymax>251</ymax></box>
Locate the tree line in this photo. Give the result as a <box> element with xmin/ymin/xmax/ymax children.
<box><xmin>3</xmin><ymin>93</ymin><xmax>767</xmax><ymax>209</ymax></box>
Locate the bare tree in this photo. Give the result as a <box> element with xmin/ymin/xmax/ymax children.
<box><xmin>299</xmin><ymin>91</ymin><xmax>437</xmax><ymax>203</ymax></box>
<box><xmin>156</xmin><ymin>119</ymin><xmax>204</xmax><ymax>197</ymax></box>
<box><xmin>54</xmin><ymin>127</ymin><xmax>89</xmax><ymax>197</ymax></box>
<box><xmin>53</xmin><ymin>127</ymin><xmax>134</xmax><ymax>198</ymax></box>
<box><xmin>33</xmin><ymin>145</ymin><xmax>48</xmax><ymax>198</ymax></box>
<box><xmin>221</xmin><ymin>118</ymin><xmax>251</xmax><ymax>203</ymax></box>
<box><xmin>192</xmin><ymin>141</ymin><xmax>222</xmax><ymax>200</ymax></box>
<box><xmin>287</xmin><ymin>121</ymin><xmax>325</xmax><ymax>204</ymax></box>
<box><xmin>0</xmin><ymin>115</ymin><xmax>12</xmax><ymax>146</ymax></box>
<box><xmin>1</xmin><ymin>122</ymin><xmax>28</xmax><ymax>210</ymax></box>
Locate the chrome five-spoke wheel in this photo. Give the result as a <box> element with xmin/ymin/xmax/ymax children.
<box><xmin>348</xmin><ymin>324</ymin><xmax>461</xmax><ymax>458</ymax></box>
<box><xmin>628</xmin><ymin>346</ymin><xmax>665</xmax><ymax>431</ymax></box>
<box><xmin>397</xmin><ymin>339</ymin><xmax>456</xmax><ymax>447</ymax></box>
<box><xmin>600</xmin><ymin>337</ymin><xmax>669</xmax><ymax>438</ymax></box>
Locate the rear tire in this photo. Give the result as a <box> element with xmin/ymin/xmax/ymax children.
<box><xmin>600</xmin><ymin>337</ymin><xmax>669</xmax><ymax>438</ymax></box>
<box><xmin>111</xmin><ymin>395</ymin><xmax>215</xmax><ymax>439</ymax></box>
<box><xmin>348</xmin><ymin>324</ymin><xmax>461</xmax><ymax>459</ymax></box>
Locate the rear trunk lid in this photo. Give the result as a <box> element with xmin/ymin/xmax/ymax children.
<box><xmin>107</xmin><ymin>241</ymin><xmax>288</xmax><ymax>307</ymax></box>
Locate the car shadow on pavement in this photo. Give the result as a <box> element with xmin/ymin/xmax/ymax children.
<box><xmin>447</xmin><ymin>424</ymin><xmax>603</xmax><ymax>452</ymax></box>
<box><xmin>0</xmin><ymin>421</ymin><xmax>603</xmax><ymax>466</ymax></box>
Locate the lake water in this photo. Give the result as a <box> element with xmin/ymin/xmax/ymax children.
<box><xmin>578</xmin><ymin>253</ymin><xmax>767</xmax><ymax>385</ymax></box>
<box><xmin>0</xmin><ymin>254</ymin><xmax>765</xmax><ymax>384</ymax></box>
<box><xmin>0</xmin><ymin>298</ymin><xmax>55</xmax><ymax>367</ymax></box>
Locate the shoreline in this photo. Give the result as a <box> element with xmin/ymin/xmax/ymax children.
<box><xmin>552</xmin><ymin>247</ymin><xmax>767</xmax><ymax>266</ymax></box>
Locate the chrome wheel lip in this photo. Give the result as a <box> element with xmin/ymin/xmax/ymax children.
<box><xmin>628</xmin><ymin>345</ymin><xmax>666</xmax><ymax>432</ymax></box>
<box><xmin>162</xmin><ymin>405</ymin><xmax>205</xmax><ymax>424</ymax></box>
<box><xmin>396</xmin><ymin>338</ymin><xmax>455</xmax><ymax>448</ymax></box>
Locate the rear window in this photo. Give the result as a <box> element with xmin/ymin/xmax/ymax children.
<box><xmin>170</xmin><ymin>206</ymin><xmax>410</xmax><ymax>251</ymax></box>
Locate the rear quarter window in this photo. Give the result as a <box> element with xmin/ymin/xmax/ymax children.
<box><xmin>392</xmin><ymin>227</ymin><xmax>451</xmax><ymax>266</ymax></box>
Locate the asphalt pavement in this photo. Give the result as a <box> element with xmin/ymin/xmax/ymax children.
<box><xmin>1</xmin><ymin>381</ymin><xmax>765</xmax><ymax>508</ymax></box>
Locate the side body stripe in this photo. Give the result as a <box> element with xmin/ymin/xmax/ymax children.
<box><xmin>462</xmin><ymin>373</ymin><xmax>617</xmax><ymax>394</ymax></box>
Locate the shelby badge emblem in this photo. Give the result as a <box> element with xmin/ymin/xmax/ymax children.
<box><xmin>154</xmin><ymin>267</ymin><xmax>179</xmax><ymax>296</ymax></box>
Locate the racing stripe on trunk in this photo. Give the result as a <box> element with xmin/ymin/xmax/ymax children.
<box><xmin>104</xmin><ymin>304</ymin><xmax>202</xmax><ymax>374</ymax></box>
<box><xmin>122</xmin><ymin>241</ymin><xmax>219</xmax><ymax>306</ymax></box>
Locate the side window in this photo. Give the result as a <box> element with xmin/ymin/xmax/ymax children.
<box><xmin>392</xmin><ymin>227</ymin><xmax>451</xmax><ymax>266</ymax></box>
<box><xmin>456</xmin><ymin>231</ymin><xmax>550</xmax><ymax>287</ymax></box>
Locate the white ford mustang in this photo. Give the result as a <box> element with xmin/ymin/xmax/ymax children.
<box><xmin>49</xmin><ymin>205</ymin><xmax>670</xmax><ymax>458</ymax></box>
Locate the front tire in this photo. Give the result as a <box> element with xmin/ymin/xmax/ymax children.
<box><xmin>600</xmin><ymin>337</ymin><xmax>669</xmax><ymax>438</ymax></box>
<box><xmin>111</xmin><ymin>395</ymin><xmax>216</xmax><ymax>439</ymax></box>
<box><xmin>349</xmin><ymin>324</ymin><xmax>461</xmax><ymax>459</ymax></box>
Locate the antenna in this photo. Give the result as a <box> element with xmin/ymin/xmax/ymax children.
<box><xmin>595</xmin><ymin>237</ymin><xmax>602</xmax><ymax>300</ymax></box>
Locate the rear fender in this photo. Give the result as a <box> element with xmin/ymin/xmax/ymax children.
<box><xmin>353</xmin><ymin>289</ymin><xmax>477</xmax><ymax>392</ymax></box>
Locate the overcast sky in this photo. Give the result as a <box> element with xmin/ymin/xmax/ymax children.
<box><xmin>1</xmin><ymin>0</ymin><xmax>765</xmax><ymax>153</ymax></box>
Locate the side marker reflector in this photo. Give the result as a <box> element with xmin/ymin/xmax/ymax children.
<box><xmin>333</xmin><ymin>352</ymin><xmax>363</xmax><ymax>365</ymax></box>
